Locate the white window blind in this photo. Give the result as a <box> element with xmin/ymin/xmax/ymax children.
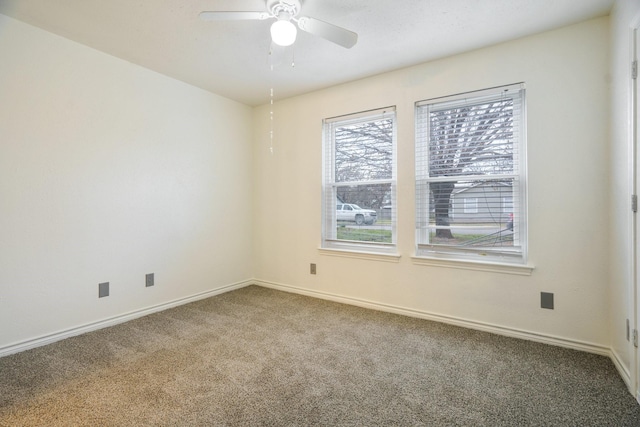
<box><xmin>415</xmin><ymin>84</ymin><xmax>527</xmax><ymax>263</ymax></box>
<box><xmin>322</xmin><ymin>107</ymin><xmax>397</xmax><ymax>253</ymax></box>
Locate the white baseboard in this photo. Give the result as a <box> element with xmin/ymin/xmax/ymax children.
<box><xmin>610</xmin><ymin>347</ymin><xmax>632</xmax><ymax>392</ymax></box>
<box><xmin>254</xmin><ymin>279</ymin><xmax>611</xmax><ymax>357</ymax></box>
<box><xmin>2</xmin><ymin>277</ymin><xmax>628</xmax><ymax>395</ymax></box>
<box><xmin>0</xmin><ymin>279</ymin><xmax>253</xmax><ymax>358</ymax></box>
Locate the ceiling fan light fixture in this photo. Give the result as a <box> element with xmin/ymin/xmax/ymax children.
<box><xmin>200</xmin><ymin>0</ymin><xmax>357</xmax><ymax>49</ymax></box>
<box><xmin>270</xmin><ymin>18</ymin><xmax>297</xmax><ymax>46</ymax></box>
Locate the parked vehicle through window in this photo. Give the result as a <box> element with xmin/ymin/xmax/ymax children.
<box><xmin>336</xmin><ymin>203</ymin><xmax>377</xmax><ymax>225</ymax></box>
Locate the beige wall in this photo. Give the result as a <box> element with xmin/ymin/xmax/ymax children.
<box><xmin>0</xmin><ymin>14</ymin><xmax>254</xmax><ymax>350</ymax></box>
<box><xmin>609</xmin><ymin>0</ymin><xmax>640</xmax><ymax>394</ymax></box>
<box><xmin>253</xmin><ymin>17</ymin><xmax>611</xmax><ymax>350</ymax></box>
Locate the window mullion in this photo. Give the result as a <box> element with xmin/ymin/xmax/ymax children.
<box><xmin>334</xmin><ymin>179</ymin><xmax>394</xmax><ymax>187</ymax></box>
<box><xmin>424</xmin><ymin>174</ymin><xmax>518</xmax><ymax>183</ymax></box>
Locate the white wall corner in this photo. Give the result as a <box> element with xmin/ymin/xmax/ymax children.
<box><xmin>610</xmin><ymin>346</ymin><xmax>633</xmax><ymax>393</ymax></box>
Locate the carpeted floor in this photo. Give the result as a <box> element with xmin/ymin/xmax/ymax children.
<box><xmin>1</xmin><ymin>285</ymin><xmax>639</xmax><ymax>426</ymax></box>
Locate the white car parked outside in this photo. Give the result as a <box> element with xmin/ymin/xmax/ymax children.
<box><xmin>336</xmin><ymin>203</ymin><xmax>377</xmax><ymax>225</ymax></box>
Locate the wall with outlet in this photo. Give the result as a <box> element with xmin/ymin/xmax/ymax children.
<box><xmin>0</xmin><ymin>14</ymin><xmax>254</xmax><ymax>350</ymax></box>
<box><xmin>253</xmin><ymin>18</ymin><xmax>610</xmax><ymax>351</ymax></box>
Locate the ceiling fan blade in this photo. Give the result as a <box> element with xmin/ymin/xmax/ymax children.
<box><xmin>297</xmin><ymin>16</ymin><xmax>357</xmax><ymax>49</ymax></box>
<box><xmin>199</xmin><ymin>11</ymin><xmax>270</xmax><ymax>21</ymax></box>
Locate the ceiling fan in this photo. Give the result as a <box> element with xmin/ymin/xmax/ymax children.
<box><xmin>199</xmin><ymin>0</ymin><xmax>358</xmax><ymax>49</ymax></box>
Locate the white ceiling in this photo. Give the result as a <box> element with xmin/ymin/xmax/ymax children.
<box><xmin>0</xmin><ymin>0</ymin><xmax>614</xmax><ymax>106</ymax></box>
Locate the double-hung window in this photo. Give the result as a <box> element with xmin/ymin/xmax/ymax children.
<box><xmin>415</xmin><ymin>83</ymin><xmax>527</xmax><ymax>264</ymax></box>
<box><xmin>322</xmin><ymin>107</ymin><xmax>397</xmax><ymax>254</ymax></box>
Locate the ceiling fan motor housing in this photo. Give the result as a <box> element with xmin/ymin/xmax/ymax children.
<box><xmin>267</xmin><ymin>0</ymin><xmax>301</xmax><ymax>20</ymax></box>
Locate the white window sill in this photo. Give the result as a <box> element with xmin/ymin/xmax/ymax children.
<box><xmin>319</xmin><ymin>248</ymin><xmax>401</xmax><ymax>263</ymax></box>
<box><xmin>411</xmin><ymin>256</ymin><xmax>534</xmax><ymax>276</ymax></box>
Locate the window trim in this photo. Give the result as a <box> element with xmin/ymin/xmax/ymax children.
<box><xmin>414</xmin><ymin>83</ymin><xmax>528</xmax><ymax>265</ymax></box>
<box><xmin>321</xmin><ymin>106</ymin><xmax>397</xmax><ymax>255</ymax></box>
<box><xmin>411</xmin><ymin>255</ymin><xmax>534</xmax><ymax>275</ymax></box>
<box><xmin>319</xmin><ymin>247</ymin><xmax>401</xmax><ymax>263</ymax></box>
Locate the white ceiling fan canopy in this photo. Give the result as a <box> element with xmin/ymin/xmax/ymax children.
<box><xmin>266</xmin><ymin>0</ymin><xmax>301</xmax><ymax>19</ymax></box>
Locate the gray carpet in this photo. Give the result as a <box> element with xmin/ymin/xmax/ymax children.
<box><xmin>1</xmin><ymin>285</ymin><xmax>639</xmax><ymax>426</ymax></box>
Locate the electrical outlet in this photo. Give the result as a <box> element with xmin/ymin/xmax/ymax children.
<box><xmin>99</xmin><ymin>282</ymin><xmax>109</xmax><ymax>298</ymax></box>
<box><xmin>540</xmin><ymin>292</ymin><xmax>554</xmax><ymax>310</ymax></box>
<box><xmin>145</xmin><ymin>273</ymin><xmax>154</xmax><ymax>287</ymax></box>
<box><xmin>310</xmin><ymin>263</ymin><xmax>316</xmax><ymax>275</ymax></box>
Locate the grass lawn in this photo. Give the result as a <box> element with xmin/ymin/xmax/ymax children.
<box><xmin>335</xmin><ymin>227</ymin><xmax>512</xmax><ymax>246</ymax></box>
<box><xmin>430</xmin><ymin>233</ymin><xmax>514</xmax><ymax>246</ymax></box>
<box><xmin>337</xmin><ymin>227</ymin><xmax>392</xmax><ymax>243</ymax></box>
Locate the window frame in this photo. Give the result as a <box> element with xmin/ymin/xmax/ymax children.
<box><xmin>414</xmin><ymin>83</ymin><xmax>528</xmax><ymax>265</ymax></box>
<box><xmin>321</xmin><ymin>106</ymin><xmax>398</xmax><ymax>255</ymax></box>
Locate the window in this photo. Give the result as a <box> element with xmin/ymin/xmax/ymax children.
<box><xmin>322</xmin><ymin>107</ymin><xmax>397</xmax><ymax>253</ymax></box>
<box><xmin>464</xmin><ymin>198</ymin><xmax>478</xmax><ymax>214</ymax></box>
<box><xmin>415</xmin><ymin>84</ymin><xmax>527</xmax><ymax>264</ymax></box>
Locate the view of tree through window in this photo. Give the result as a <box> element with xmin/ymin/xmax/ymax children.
<box><xmin>429</xmin><ymin>97</ymin><xmax>514</xmax><ymax>238</ymax></box>
<box><xmin>416</xmin><ymin>84</ymin><xmax>526</xmax><ymax>262</ymax></box>
<box><xmin>335</xmin><ymin>119</ymin><xmax>393</xmax><ymax>183</ymax></box>
<box><xmin>323</xmin><ymin>108</ymin><xmax>396</xmax><ymax>250</ymax></box>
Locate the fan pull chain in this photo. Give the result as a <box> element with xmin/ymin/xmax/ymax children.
<box><xmin>270</xmin><ymin>87</ymin><xmax>274</xmax><ymax>154</ymax></box>
<box><xmin>267</xmin><ymin>43</ymin><xmax>295</xmax><ymax>154</ymax></box>
<box><xmin>269</xmin><ymin>49</ymin><xmax>275</xmax><ymax>155</ymax></box>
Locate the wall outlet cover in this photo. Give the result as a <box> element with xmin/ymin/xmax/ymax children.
<box><xmin>146</xmin><ymin>273</ymin><xmax>154</xmax><ymax>287</ymax></box>
<box><xmin>541</xmin><ymin>292</ymin><xmax>554</xmax><ymax>310</ymax></box>
<box><xmin>99</xmin><ymin>282</ymin><xmax>109</xmax><ymax>298</ymax></box>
